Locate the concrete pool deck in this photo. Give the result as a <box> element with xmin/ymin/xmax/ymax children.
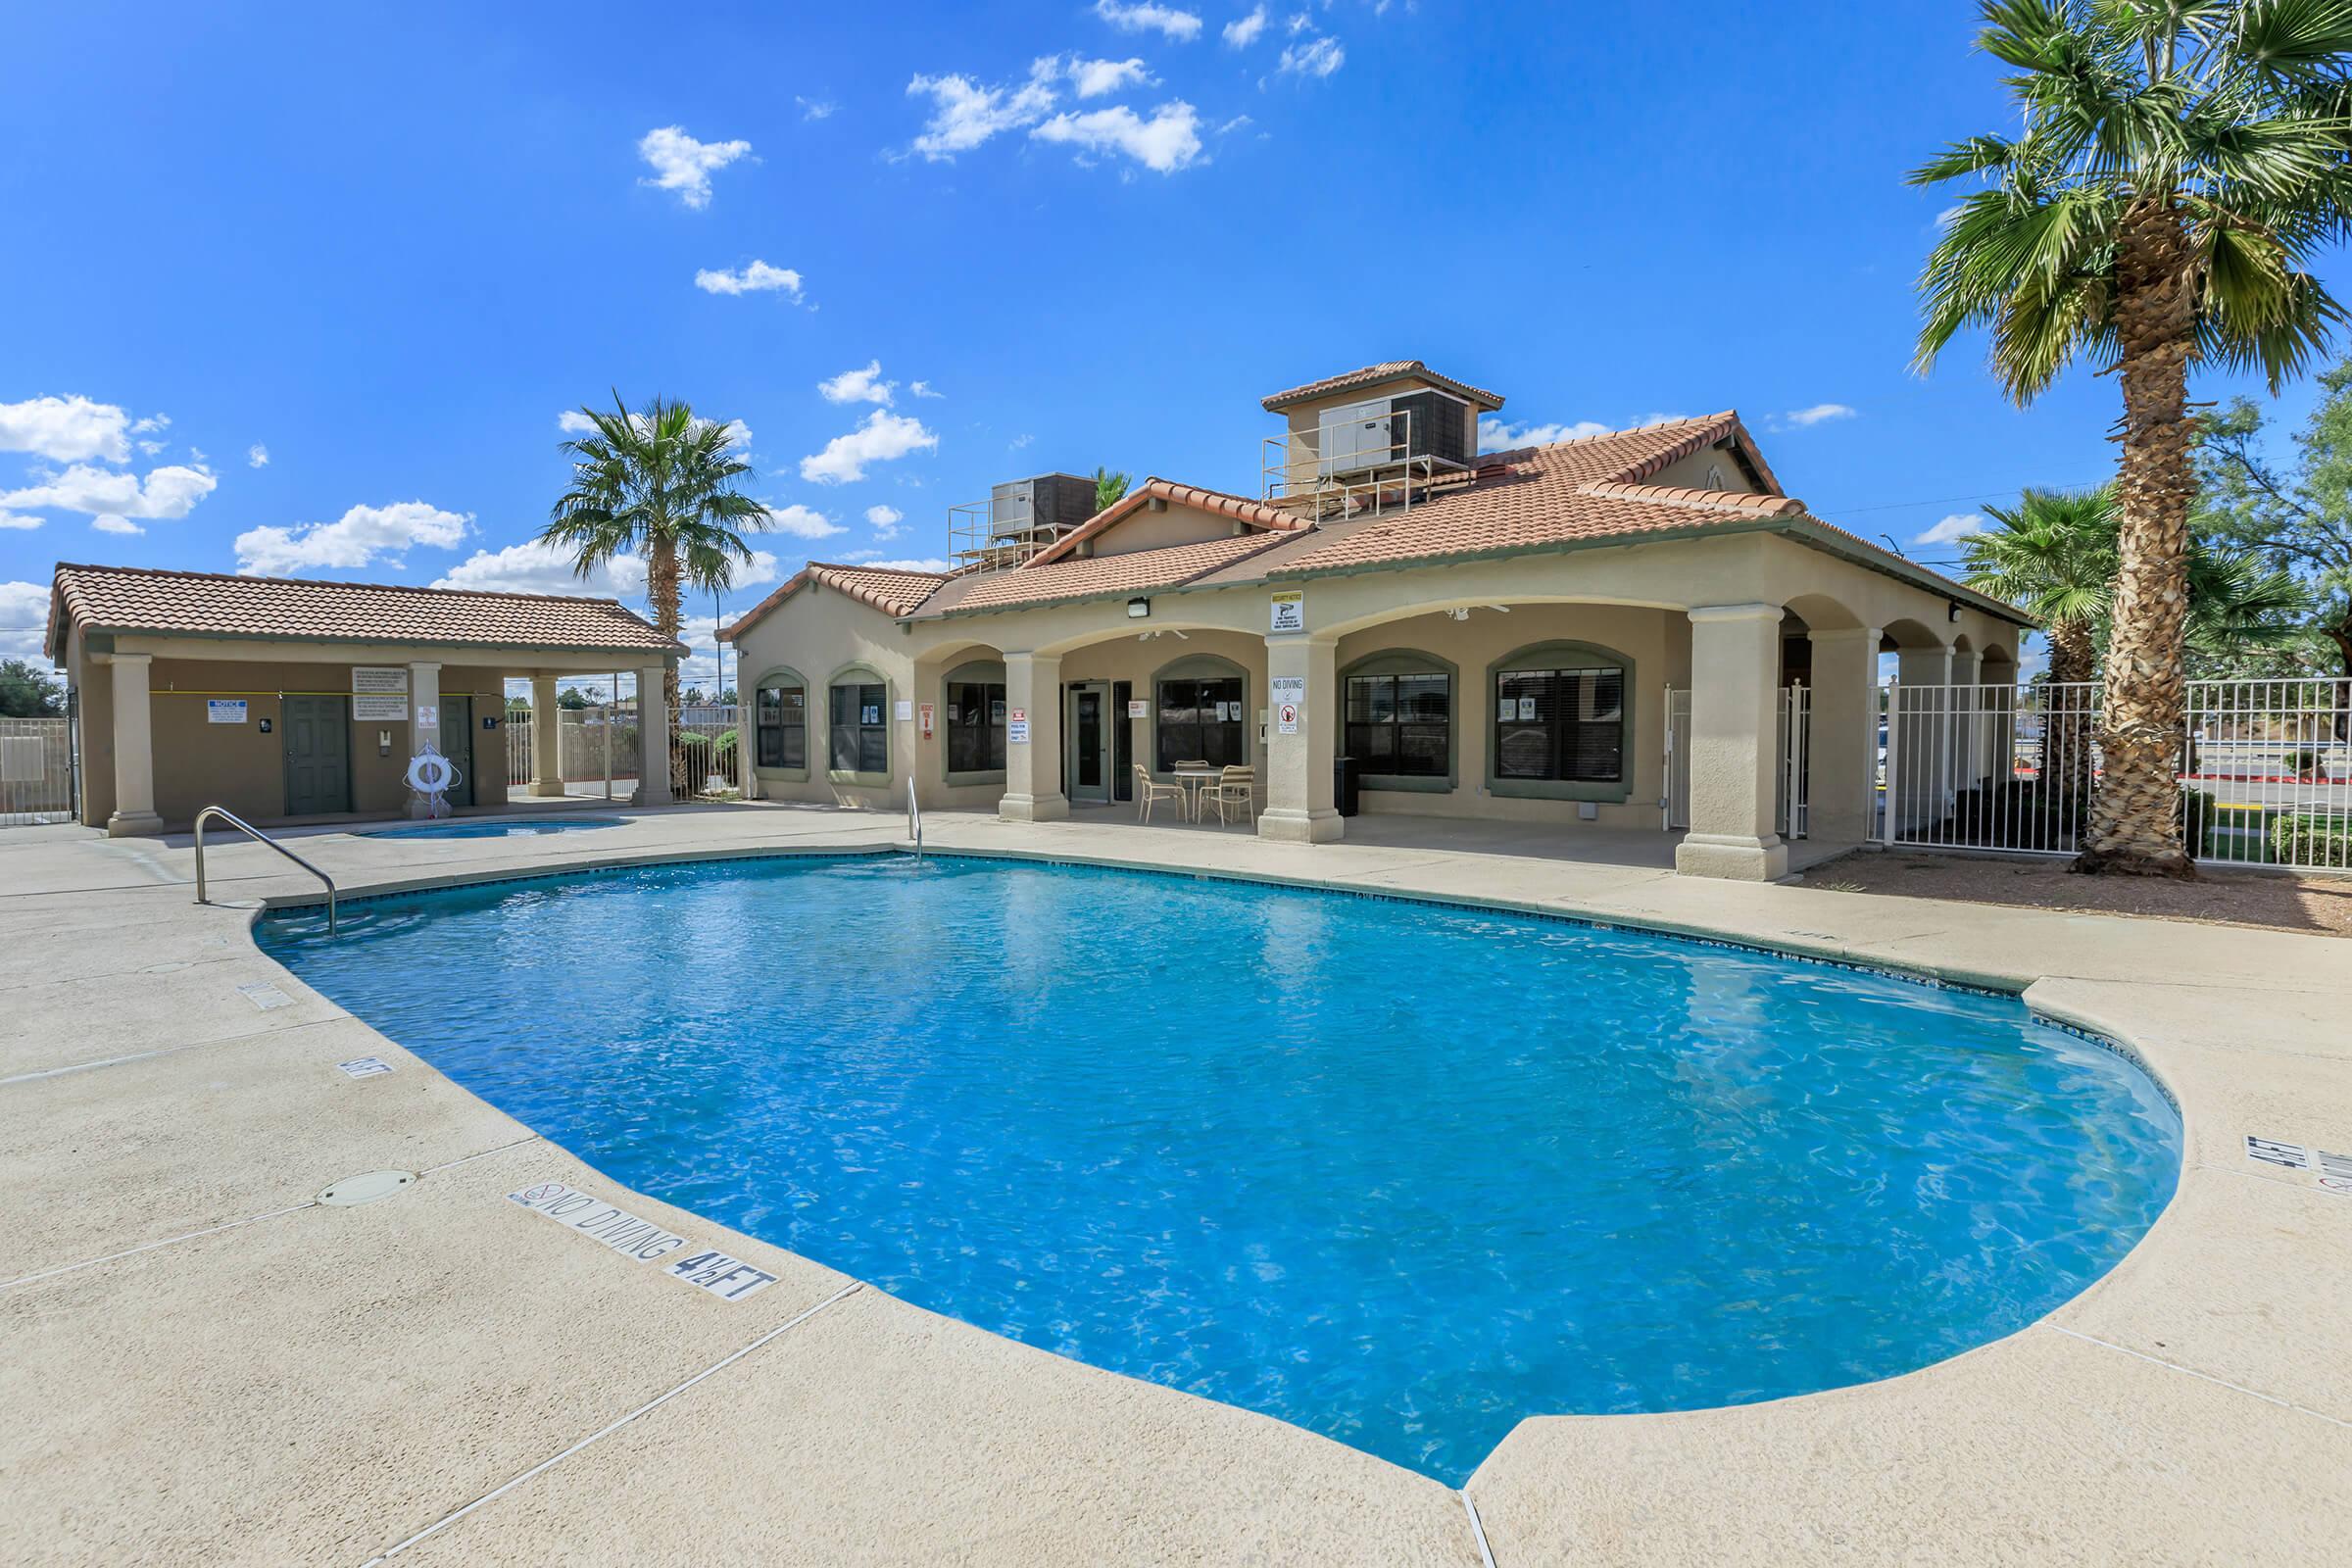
<box><xmin>1</xmin><ymin>804</ymin><xmax>2346</xmax><ymax>1565</ymax></box>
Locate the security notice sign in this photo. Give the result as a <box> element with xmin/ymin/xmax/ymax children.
<box><xmin>207</xmin><ymin>699</ymin><xmax>248</xmax><ymax>724</ymax></box>
<box><xmin>353</xmin><ymin>666</ymin><xmax>410</xmax><ymax>721</ymax></box>
<box><xmin>1269</xmin><ymin>590</ymin><xmax>1305</xmax><ymax>634</ymax></box>
<box><xmin>1271</xmin><ymin>675</ymin><xmax>1303</xmax><ymax>734</ymax></box>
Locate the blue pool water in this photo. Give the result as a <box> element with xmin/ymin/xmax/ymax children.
<box><xmin>366</xmin><ymin>816</ymin><xmax>625</xmax><ymax>839</ymax></box>
<box><xmin>259</xmin><ymin>855</ymin><xmax>2180</xmax><ymax>1483</ymax></box>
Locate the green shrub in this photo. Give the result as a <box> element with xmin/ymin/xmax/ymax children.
<box><xmin>2180</xmin><ymin>786</ymin><xmax>2218</xmax><ymax>854</ymax></box>
<box><xmin>2284</xmin><ymin>747</ymin><xmax>2325</xmax><ymax>778</ymax></box>
<box><xmin>2270</xmin><ymin>810</ymin><xmax>2352</xmax><ymax>869</ymax></box>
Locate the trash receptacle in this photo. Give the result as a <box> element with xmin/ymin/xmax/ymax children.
<box><xmin>1334</xmin><ymin>756</ymin><xmax>1360</xmax><ymax>817</ymax></box>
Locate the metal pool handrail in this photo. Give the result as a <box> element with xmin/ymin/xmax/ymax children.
<box><xmin>193</xmin><ymin>805</ymin><xmax>338</xmax><ymax>933</ymax></box>
<box><xmin>906</xmin><ymin>777</ymin><xmax>922</xmax><ymax>858</ymax></box>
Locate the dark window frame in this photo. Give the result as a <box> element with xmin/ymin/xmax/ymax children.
<box><xmin>828</xmin><ymin>677</ymin><xmax>889</xmax><ymax>776</ymax></box>
<box><xmin>753</xmin><ymin>675</ymin><xmax>807</xmax><ymax>771</ymax></box>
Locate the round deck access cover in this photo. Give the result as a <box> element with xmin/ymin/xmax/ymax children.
<box><xmin>319</xmin><ymin>1170</ymin><xmax>416</xmax><ymax>1206</ymax></box>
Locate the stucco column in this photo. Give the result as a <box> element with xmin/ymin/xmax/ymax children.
<box><xmin>1949</xmin><ymin>649</ymin><xmax>1986</xmax><ymax>792</ymax></box>
<box><xmin>1259</xmin><ymin>633</ymin><xmax>1341</xmax><ymax>844</ymax></box>
<box><xmin>1000</xmin><ymin>651</ymin><xmax>1067</xmax><ymax>822</ymax></box>
<box><xmin>406</xmin><ymin>662</ymin><xmax>443</xmax><ymax>818</ymax></box>
<box><xmin>1891</xmin><ymin>643</ymin><xmax>1954</xmax><ymax>834</ymax></box>
<box><xmin>1674</xmin><ymin>604</ymin><xmax>1788</xmax><ymax>881</ymax></box>
<box><xmin>633</xmin><ymin>665</ymin><xmax>672</xmax><ymax>806</ymax></box>
<box><xmin>104</xmin><ymin>653</ymin><xmax>163</xmax><ymax>837</ymax></box>
<box><xmin>1805</xmin><ymin>626</ymin><xmax>1881</xmax><ymax>846</ymax></box>
<box><xmin>528</xmin><ymin>674</ymin><xmax>564</xmax><ymax>798</ymax></box>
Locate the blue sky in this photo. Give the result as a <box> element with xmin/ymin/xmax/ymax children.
<box><xmin>3</xmin><ymin>0</ymin><xmax>2340</xmax><ymax>688</ymax></box>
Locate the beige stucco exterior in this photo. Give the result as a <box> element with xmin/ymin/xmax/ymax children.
<box><xmin>58</xmin><ymin>625</ymin><xmax>678</xmax><ymax>834</ymax></box>
<box><xmin>726</xmin><ymin>523</ymin><xmax>2028</xmax><ymax>879</ymax></box>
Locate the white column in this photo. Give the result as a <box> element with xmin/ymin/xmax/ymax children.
<box><xmin>1806</xmin><ymin>626</ymin><xmax>1881</xmax><ymax>846</ymax></box>
<box><xmin>529</xmin><ymin>674</ymin><xmax>564</xmax><ymax>798</ymax></box>
<box><xmin>1949</xmin><ymin>649</ymin><xmax>1985</xmax><ymax>792</ymax></box>
<box><xmin>634</xmin><ymin>664</ymin><xmax>671</xmax><ymax>806</ymax></box>
<box><xmin>406</xmin><ymin>662</ymin><xmax>443</xmax><ymax>818</ymax></box>
<box><xmin>1674</xmin><ymin>604</ymin><xmax>1788</xmax><ymax>881</ymax></box>
<box><xmin>1259</xmin><ymin>633</ymin><xmax>1341</xmax><ymax>844</ymax></box>
<box><xmin>104</xmin><ymin>653</ymin><xmax>163</xmax><ymax>837</ymax></box>
<box><xmin>999</xmin><ymin>652</ymin><xmax>1066</xmax><ymax>822</ymax></box>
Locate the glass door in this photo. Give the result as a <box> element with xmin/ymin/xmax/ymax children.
<box><xmin>1067</xmin><ymin>683</ymin><xmax>1109</xmax><ymax>803</ymax></box>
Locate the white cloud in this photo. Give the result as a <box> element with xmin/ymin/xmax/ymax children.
<box><xmin>1032</xmin><ymin>100</ymin><xmax>1204</xmax><ymax>172</ymax></box>
<box><xmin>1278</xmin><ymin>34</ymin><xmax>1344</xmax><ymax>77</ymax></box>
<box><xmin>91</xmin><ymin>514</ymin><xmax>142</xmax><ymax>535</ymax></box>
<box><xmin>797</xmin><ymin>96</ymin><xmax>837</xmax><ymax>121</ymax></box>
<box><xmin>1784</xmin><ymin>403</ymin><xmax>1857</xmax><ymax>427</ymax></box>
<box><xmin>906</xmin><ymin>59</ymin><xmax>1061</xmax><ymax>160</ymax></box>
<box><xmin>0</xmin><ymin>396</ymin><xmax>135</xmax><ymax>465</ymax></box>
<box><xmin>0</xmin><ymin>463</ymin><xmax>217</xmax><ymax>521</ymax></box>
<box><xmin>1096</xmin><ymin>0</ymin><xmax>1202</xmax><ymax>40</ymax></box>
<box><xmin>910</xmin><ymin>380</ymin><xmax>943</xmax><ymax>399</ymax></box>
<box><xmin>801</xmin><ymin>411</ymin><xmax>939</xmax><ymax>485</ymax></box>
<box><xmin>1070</xmin><ymin>56</ymin><xmax>1152</xmax><ymax>97</ymax></box>
<box><xmin>864</xmin><ymin>503</ymin><xmax>905</xmax><ymax>540</ymax></box>
<box><xmin>187</xmin><ymin>447</ymin><xmax>207</xmax><ymax>464</ymax></box>
<box><xmin>1223</xmin><ymin>5</ymin><xmax>1268</xmax><ymax>46</ymax></box>
<box><xmin>694</xmin><ymin>260</ymin><xmax>804</xmax><ymax>299</ymax></box>
<box><xmin>1008</xmin><ymin>433</ymin><xmax>1035</xmax><ymax>451</ymax></box>
<box><xmin>234</xmin><ymin>500</ymin><xmax>472</xmax><ymax>576</ymax></box>
<box><xmin>738</xmin><ymin>549</ymin><xmax>782</xmax><ymax>586</ymax></box>
<box><xmin>1</xmin><ymin>581</ymin><xmax>55</xmax><ymax>662</ymax></box>
<box><xmin>818</xmin><ymin>360</ymin><xmax>896</xmax><ymax>406</ymax></box>
<box><xmin>761</xmin><ymin>503</ymin><xmax>846</xmax><ymax>539</ymax></box>
<box><xmin>637</xmin><ymin>125</ymin><xmax>753</xmax><ymax>209</ymax></box>
<box><xmin>1478</xmin><ymin>416</ymin><xmax>1610</xmax><ymax>453</ymax></box>
<box><xmin>860</xmin><ymin>556</ymin><xmax>955</xmax><ymax>573</ymax></box>
<box><xmin>433</xmin><ymin>541</ymin><xmax>646</xmax><ymax>599</ymax></box>
<box><xmin>557</xmin><ymin>410</ymin><xmax>599</xmax><ymax>435</ymax></box>
<box><xmin>1915</xmin><ymin>513</ymin><xmax>1988</xmax><ymax>546</ymax></box>
<box><xmin>0</xmin><ymin>511</ymin><xmax>42</xmax><ymax>530</ymax></box>
<box><xmin>247</xmin><ymin>443</ymin><xmax>270</xmax><ymax>468</ymax></box>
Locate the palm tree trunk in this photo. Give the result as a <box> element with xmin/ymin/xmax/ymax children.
<box><xmin>645</xmin><ymin>535</ymin><xmax>690</xmax><ymax>797</ymax></box>
<box><xmin>2043</xmin><ymin>614</ymin><xmax>2097</xmax><ymax>820</ymax></box>
<box><xmin>2078</xmin><ymin>199</ymin><xmax>2197</xmax><ymax>878</ymax></box>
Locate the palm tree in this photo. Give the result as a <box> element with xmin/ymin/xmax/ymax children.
<box><xmin>1093</xmin><ymin>466</ymin><xmax>1131</xmax><ymax>514</ymax></box>
<box><xmin>543</xmin><ymin>394</ymin><xmax>769</xmax><ymax>796</ymax></box>
<box><xmin>1911</xmin><ymin>0</ymin><xmax>2352</xmax><ymax>876</ymax></box>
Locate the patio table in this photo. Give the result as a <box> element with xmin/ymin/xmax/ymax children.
<box><xmin>1171</xmin><ymin>766</ymin><xmax>1222</xmax><ymax>823</ymax></box>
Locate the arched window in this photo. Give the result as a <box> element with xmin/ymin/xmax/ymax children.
<box><xmin>828</xmin><ymin>666</ymin><xmax>890</xmax><ymax>775</ymax></box>
<box><xmin>1342</xmin><ymin>649</ymin><xmax>1454</xmax><ymax>787</ymax></box>
<box><xmin>1489</xmin><ymin>640</ymin><xmax>1633</xmax><ymax>799</ymax></box>
<box><xmin>752</xmin><ymin>669</ymin><xmax>808</xmax><ymax>771</ymax></box>
<box><xmin>943</xmin><ymin>660</ymin><xmax>1006</xmax><ymax>778</ymax></box>
<box><xmin>1152</xmin><ymin>655</ymin><xmax>1249</xmax><ymax>770</ymax></box>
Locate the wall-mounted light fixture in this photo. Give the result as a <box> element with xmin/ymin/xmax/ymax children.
<box><xmin>1947</xmin><ymin>600</ymin><xmax>1963</xmax><ymax>622</ymax></box>
<box><xmin>1127</xmin><ymin>598</ymin><xmax>1151</xmax><ymax>618</ymax></box>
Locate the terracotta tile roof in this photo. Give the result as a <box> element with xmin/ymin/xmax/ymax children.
<box><xmin>718</xmin><ymin>562</ymin><xmax>950</xmax><ymax>640</ymax></box>
<box><xmin>46</xmin><ymin>563</ymin><xmax>679</xmax><ymax>662</ymax></box>
<box><xmin>1024</xmin><ymin>477</ymin><xmax>1308</xmax><ymax>567</ymax></box>
<box><xmin>1260</xmin><ymin>360</ymin><xmax>1506</xmax><ymax>413</ymax></box>
<box><xmin>924</xmin><ymin>532</ymin><xmax>1289</xmax><ymax>616</ymax></box>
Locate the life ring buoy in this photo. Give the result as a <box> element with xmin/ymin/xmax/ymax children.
<box><xmin>405</xmin><ymin>753</ymin><xmax>463</xmax><ymax>794</ymax></box>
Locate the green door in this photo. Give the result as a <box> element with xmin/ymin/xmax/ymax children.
<box><xmin>436</xmin><ymin>696</ymin><xmax>475</xmax><ymax>808</ymax></box>
<box><xmin>281</xmin><ymin>696</ymin><xmax>352</xmax><ymax>816</ymax></box>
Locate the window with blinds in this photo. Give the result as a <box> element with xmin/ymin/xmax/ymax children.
<box><xmin>946</xmin><ymin>679</ymin><xmax>1006</xmax><ymax>772</ymax></box>
<box><xmin>755</xmin><ymin>680</ymin><xmax>806</xmax><ymax>769</ymax></box>
<box><xmin>1345</xmin><ymin>670</ymin><xmax>1449</xmax><ymax>776</ymax></box>
<box><xmin>828</xmin><ymin>681</ymin><xmax>888</xmax><ymax>773</ymax></box>
<box><xmin>1494</xmin><ymin>665</ymin><xmax>1624</xmax><ymax>783</ymax></box>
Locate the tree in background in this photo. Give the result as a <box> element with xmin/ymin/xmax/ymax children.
<box><xmin>556</xmin><ymin>687</ymin><xmax>591</xmax><ymax>710</ymax></box>
<box><xmin>1910</xmin><ymin>0</ymin><xmax>2352</xmax><ymax>876</ymax></box>
<box><xmin>2196</xmin><ymin>364</ymin><xmax>2352</xmax><ymax>680</ymax></box>
<box><xmin>1093</xmin><ymin>466</ymin><xmax>1130</xmax><ymax>514</ymax></box>
<box><xmin>0</xmin><ymin>658</ymin><xmax>65</xmax><ymax>718</ymax></box>
<box><xmin>543</xmin><ymin>395</ymin><xmax>769</xmax><ymax>795</ymax></box>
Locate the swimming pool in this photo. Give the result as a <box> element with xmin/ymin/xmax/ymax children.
<box><xmin>260</xmin><ymin>855</ymin><xmax>2180</xmax><ymax>1484</ymax></box>
<box><xmin>365</xmin><ymin>816</ymin><xmax>625</xmax><ymax>839</ymax></box>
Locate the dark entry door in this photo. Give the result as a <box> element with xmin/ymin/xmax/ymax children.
<box><xmin>1112</xmin><ymin>680</ymin><xmax>1133</xmax><ymax>802</ymax></box>
<box><xmin>1068</xmin><ymin>684</ymin><xmax>1108</xmax><ymax>803</ymax></box>
<box><xmin>437</xmin><ymin>696</ymin><xmax>475</xmax><ymax>807</ymax></box>
<box><xmin>281</xmin><ymin>696</ymin><xmax>352</xmax><ymax>816</ymax></box>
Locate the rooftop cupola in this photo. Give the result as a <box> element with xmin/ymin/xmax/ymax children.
<box><xmin>1258</xmin><ymin>361</ymin><xmax>1504</xmax><ymax>521</ymax></box>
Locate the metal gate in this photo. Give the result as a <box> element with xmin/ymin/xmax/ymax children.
<box><xmin>1882</xmin><ymin>677</ymin><xmax>2350</xmax><ymax>873</ymax></box>
<box><xmin>1661</xmin><ymin>685</ymin><xmax>1807</xmax><ymax>840</ymax></box>
<box><xmin>1</xmin><ymin>717</ymin><xmax>75</xmax><ymax>825</ymax></box>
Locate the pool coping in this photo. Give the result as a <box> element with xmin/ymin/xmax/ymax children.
<box><xmin>4</xmin><ymin>808</ymin><xmax>2347</xmax><ymax>1564</ymax></box>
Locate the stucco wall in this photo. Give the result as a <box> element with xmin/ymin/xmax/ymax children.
<box><xmin>1081</xmin><ymin>502</ymin><xmax>1245</xmax><ymax>559</ymax></box>
<box><xmin>77</xmin><ymin>653</ymin><xmax>504</xmax><ymax>828</ymax></box>
<box><xmin>730</xmin><ymin>581</ymin><xmax>920</xmax><ymax>809</ymax></box>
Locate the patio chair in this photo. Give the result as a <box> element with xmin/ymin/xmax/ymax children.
<box><xmin>1135</xmin><ymin>763</ymin><xmax>1187</xmax><ymax>824</ymax></box>
<box><xmin>1205</xmin><ymin>764</ymin><xmax>1255</xmax><ymax>826</ymax></box>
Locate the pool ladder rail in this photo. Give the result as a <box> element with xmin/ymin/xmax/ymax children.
<box><xmin>906</xmin><ymin>777</ymin><xmax>922</xmax><ymax>859</ymax></box>
<box><xmin>192</xmin><ymin>805</ymin><xmax>339</xmax><ymax>933</ymax></box>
